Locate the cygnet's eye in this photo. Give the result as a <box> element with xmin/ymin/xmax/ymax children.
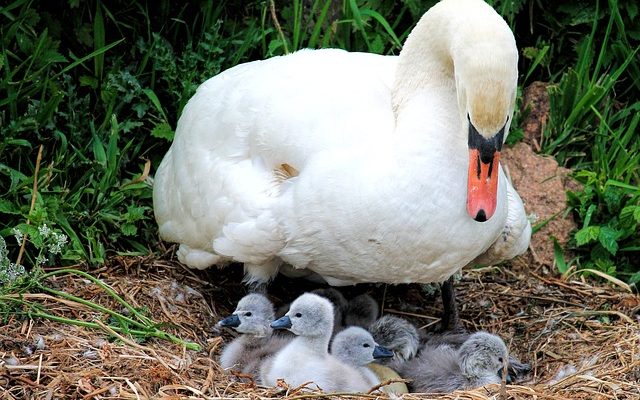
<box><xmin>363</xmin><ymin>343</ymin><xmax>370</xmax><ymax>348</ymax></box>
<box><xmin>245</xmin><ymin>312</ymin><xmax>252</xmax><ymax>317</ymax></box>
<box><xmin>498</xmin><ymin>357</ymin><xmax>503</xmax><ymax>363</ymax></box>
<box><xmin>295</xmin><ymin>312</ymin><xmax>302</xmax><ymax>318</ymax></box>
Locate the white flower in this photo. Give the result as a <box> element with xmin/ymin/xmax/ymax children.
<box><xmin>48</xmin><ymin>232</ymin><xmax>69</xmax><ymax>255</ymax></box>
<box><xmin>38</xmin><ymin>224</ymin><xmax>52</xmax><ymax>238</ymax></box>
<box><xmin>11</xmin><ymin>227</ymin><xmax>23</xmax><ymax>244</ymax></box>
<box><xmin>0</xmin><ymin>236</ymin><xmax>8</xmax><ymax>267</ymax></box>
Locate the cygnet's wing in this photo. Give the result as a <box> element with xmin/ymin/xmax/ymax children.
<box><xmin>400</xmin><ymin>345</ymin><xmax>465</xmax><ymax>393</ymax></box>
<box><xmin>425</xmin><ymin>331</ymin><xmax>531</xmax><ymax>382</ymax></box>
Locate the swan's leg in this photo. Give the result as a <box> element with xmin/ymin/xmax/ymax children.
<box><xmin>440</xmin><ymin>276</ymin><xmax>465</xmax><ymax>333</ymax></box>
<box><xmin>243</xmin><ymin>258</ymin><xmax>282</xmax><ymax>293</ymax></box>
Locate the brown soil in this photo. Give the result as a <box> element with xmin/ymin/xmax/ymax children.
<box><xmin>520</xmin><ymin>81</ymin><xmax>550</xmax><ymax>151</ymax></box>
<box><xmin>1</xmin><ymin>256</ymin><xmax>639</xmax><ymax>400</ymax></box>
<box><xmin>502</xmin><ymin>142</ymin><xmax>579</xmax><ymax>267</ymax></box>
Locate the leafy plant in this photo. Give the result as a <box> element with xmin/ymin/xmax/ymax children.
<box><xmin>542</xmin><ymin>0</ymin><xmax>640</xmax><ymax>281</ymax></box>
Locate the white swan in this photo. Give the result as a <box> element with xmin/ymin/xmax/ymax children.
<box><xmin>330</xmin><ymin>326</ymin><xmax>394</xmax><ymax>388</ymax></box>
<box><xmin>399</xmin><ymin>331</ymin><xmax>509</xmax><ymax>393</ymax></box>
<box><xmin>153</xmin><ymin>0</ymin><xmax>531</xmax><ymax>286</ymax></box>
<box><xmin>261</xmin><ymin>293</ymin><xmax>370</xmax><ymax>392</ymax></box>
<box><xmin>218</xmin><ymin>294</ymin><xmax>290</xmax><ymax>377</ymax></box>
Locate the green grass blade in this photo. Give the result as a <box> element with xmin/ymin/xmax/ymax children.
<box><xmin>93</xmin><ymin>1</ymin><xmax>106</xmax><ymax>80</ymax></box>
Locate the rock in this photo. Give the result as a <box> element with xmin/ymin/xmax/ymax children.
<box><xmin>502</xmin><ymin>142</ymin><xmax>577</xmax><ymax>266</ymax></box>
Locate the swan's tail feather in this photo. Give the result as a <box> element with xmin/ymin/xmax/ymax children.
<box><xmin>213</xmin><ymin>211</ymin><xmax>285</xmax><ymax>265</ymax></box>
<box><xmin>176</xmin><ymin>244</ymin><xmax>226</xmax><ymax>269</ymax></box>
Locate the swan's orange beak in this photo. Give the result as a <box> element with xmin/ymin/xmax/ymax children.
<box><xmin>467</xmin><ymin>149</ymin><xmax>500</xmax><ymax>222</ymax></box>
<box><xmin>466</xmin><ymin>120</ymin><xmax>505</xmax><ymax>222</ymax></box>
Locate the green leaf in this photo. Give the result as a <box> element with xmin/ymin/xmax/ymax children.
<box><xmin>629</xmin><ymin>271</ymin><xmax>640</xmax><ymax>285</ymax></box>
<box><xmin>575</xmin><ymin>225</ymin><xmax>600</xmax><ymax>246</ymax></box>
<box><xmin>142</xmin><ymin>88</ymin><xmax>168</xmax><ymax>121</ymax></box>
<box><xmin>603</xmin><ymin>185</ymin><xmax>623</xmax><ymax>213</ymax></box>
<box><xmin>120</xmin><ymin>223</ymin><xmax>137</xmax><ymax>237</ymax></box>
<box><xmin>593</xmin><ymin>257</ymin><xmax>616</xmax><ymax>276</ymax></box>
<box><xmin>125</xmin><ymin>205</ymin><xmax>147</xmax><ymax>222</ymax></box>
<box><xmin>582</xmin><ymin>204</ymin><xmax>596</xmax><ymax>227</ymax></box>
<box><xmin>92</xmin><ymin>134</ymin><xmax>107</xmax><ymax>165</ymax></box>
<box><xmin>151</xmin><ymin>122</ymin><xmax>174</xmax><ymax>142</ymax></box>
<box><xmin>598</xmin><ymin>226</ymin><xmax>620</xmax><ymax>255</ymax></box>
<box><xmin>0</xmin><ymin>200</ymin><xmax>20</xmax><ymax>215</ymax></box>
<box><xmin>552</xmin><ymin>237</ymin><xmax>569</xmax><ymax>274</ymax></box>
<box><xmin>620</xmin><ymin>205</ymin><xmax>639</xmax><ymax>224</ymax></box>
<box><xmin>79</xmin><ymin>75</ymin><xmax>99</xmax><ymax>89</ymax></box>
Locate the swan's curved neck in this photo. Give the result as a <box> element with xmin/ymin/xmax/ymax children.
<box><xmin>391</xmin><ymin>0</ymin><xmax>518</xmax><ymax>129</ymax></box>
<box><xmin>392</xmin><ymin>7</ymin><xmax>455</xmax><ymax>114</ymax></box>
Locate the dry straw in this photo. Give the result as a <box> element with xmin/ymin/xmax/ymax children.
<box><xmin>1</xmin><ymin>255</ymin><xmax>638</xmax><ymax>399</ymax></box>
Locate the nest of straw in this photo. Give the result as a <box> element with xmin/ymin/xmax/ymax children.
<box><xmin>1</xmin><ymin>254</ymin><xmax>638</xmax><ymax>400</ymax></box>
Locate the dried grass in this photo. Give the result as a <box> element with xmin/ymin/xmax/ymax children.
<box><xmin>1</xmin><ymin>255</ymin><xmax>638</xmax><ymax>399</ymax></box>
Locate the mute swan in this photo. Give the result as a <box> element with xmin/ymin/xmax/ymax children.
<box><xmin>261</xmin><ymin>293</ymin><xmax>371</xmax><ymax>392</ymax></box>
<box><xmin>331</xmin><ymin>327</ymin><xmax>393</xmax><ymax>388</ymax></box>
<box><xmin>400</xmin><ymin>331</ymin><xmax>509</xmax><ymax>393</ymax></box>
<box><xmin>424</xmin><ymin>331</ymin><xmax>531</xmax><ymax>382</ymax></box>
<box><xmin>276</xmin><ymin>287</ymin><xmax>348</xmax><ymax>336</ymax></box>
<box><xmin>369</xmin><ymin>315</ymin><xmax>421</xmax><ymax>365</ymax></box>
<box><xmin>344</xmin><ymin>294</ymin><xmax>380</xmax><ymax>329</ymax></box>
<box><xmin>218</xmin><ymin>294</ymin><xmax>289</xmax><ymax>375</ymax></box>
<box><xmin>153</xmin><ymin>0</ymin><xmax>531</xmax><ymax>300</ymax></box>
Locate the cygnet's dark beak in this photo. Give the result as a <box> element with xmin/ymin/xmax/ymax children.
<box><xmin>271</xmin><ymin>315</ymin><xmax>292</xmax><ymax>329</ymax></box>
<box><xmin>372</xmin><ymin>345</ymin><xmax>394</xmax><ymax>359</ymax></box>
<box><xmin>218</xmin><ymin>314</ymin><xmax>241</xmax><ymax>328</ymax></box>
<box><xmin>498</xmin><ymin>367</ymin><xmax>513</xmax><ymax>384</ymax></box>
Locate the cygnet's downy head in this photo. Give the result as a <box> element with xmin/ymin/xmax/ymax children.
<box><xmin>218</xmin><ymin>294</ymin><xmax>274</xmax><ymax>337</ymax></box>
<box><xmin>344</xmin><ymin>294</ymin><xmax>379</xmax><ymax>328</ymax></box>
<box><xmin>370</xmin><ymin>315</ymin><xmax>420</xmax><ymax>362</ymax></box>
<box><xmin>332</xmin><ymin>327</ymin><xmax>394</xmax><ymax>366</ymax></box>
<box><xmin>458</xmin><ymin>332</ymin><xmax>508</xmax><ymax>381</ymax></box>
<box><xmin>271</xmin><ymin>293</ymin><xmax>334</xmax><ymax>337</ymax></box>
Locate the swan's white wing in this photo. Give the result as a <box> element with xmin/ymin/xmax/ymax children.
<box><xmin>153</xmin><ymin>49</ymin><xmax>397</xmax><ymax>270</ymax></box>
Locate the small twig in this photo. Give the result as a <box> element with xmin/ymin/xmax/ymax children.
<box><xmin>16</xmin><ymin>144</ymin><xmax>44</xmax><ymax>267</ymax></box>
<box><xmin>269</xmin><ymin>0</ymin><xmax>289</xmax><ymax>54</ymax></box>
<box><xmin>568</xmin><ymin>310</ymin><xmax>635</xmax><ymax>324</ymax></box>
<box><xmin>120</xmin><ymin>159</ymin><xmax>151</xmax><ymax>188</ymax></box>
<box><xmin>383</xmin><ymin>309</ymin><xmax>439</xmax><ymax>320</ymax></box>
<box><xmin>367</xmin><ymin>377</ymin><xmax>410</xmax><ymax>394</ymax></box>
<box><xmin>36</xmin><ymin>353</ymin><xmax>43</xmax><ymax>385</ymax></box>
<box><xmin>82</xmin><ymin>387</ymin><xmax>111</xmax><ymax>399</ymax></box>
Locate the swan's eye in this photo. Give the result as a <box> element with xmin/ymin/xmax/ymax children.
<box><xmin>295</xmin><ymin>312</ymin><xmax>302</xmax><ymax>318</ymax></box>
<box><xmin>245</xmin><ymin>312</ymin><xmax>252</xmax><ymax>317</ymax></box>
<box><xmin>363</xmin><ymin>343</ymin><xmax>370</xmax><ymax>348</ymax></box>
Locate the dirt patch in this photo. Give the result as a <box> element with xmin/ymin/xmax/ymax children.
<box><xmin>502</xmin><ymin>142</ymin><xmax>578</xmax><ymax>266</ymax></box>
<box><xmin>520</xmin><ymin>81</ymin><xmax>550</xmax><ymax>151</ymax></box>
<box><xmin>1</xmin><ymin>256</ymin><xmax>639</xmax><ymax>399</ymax></box>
